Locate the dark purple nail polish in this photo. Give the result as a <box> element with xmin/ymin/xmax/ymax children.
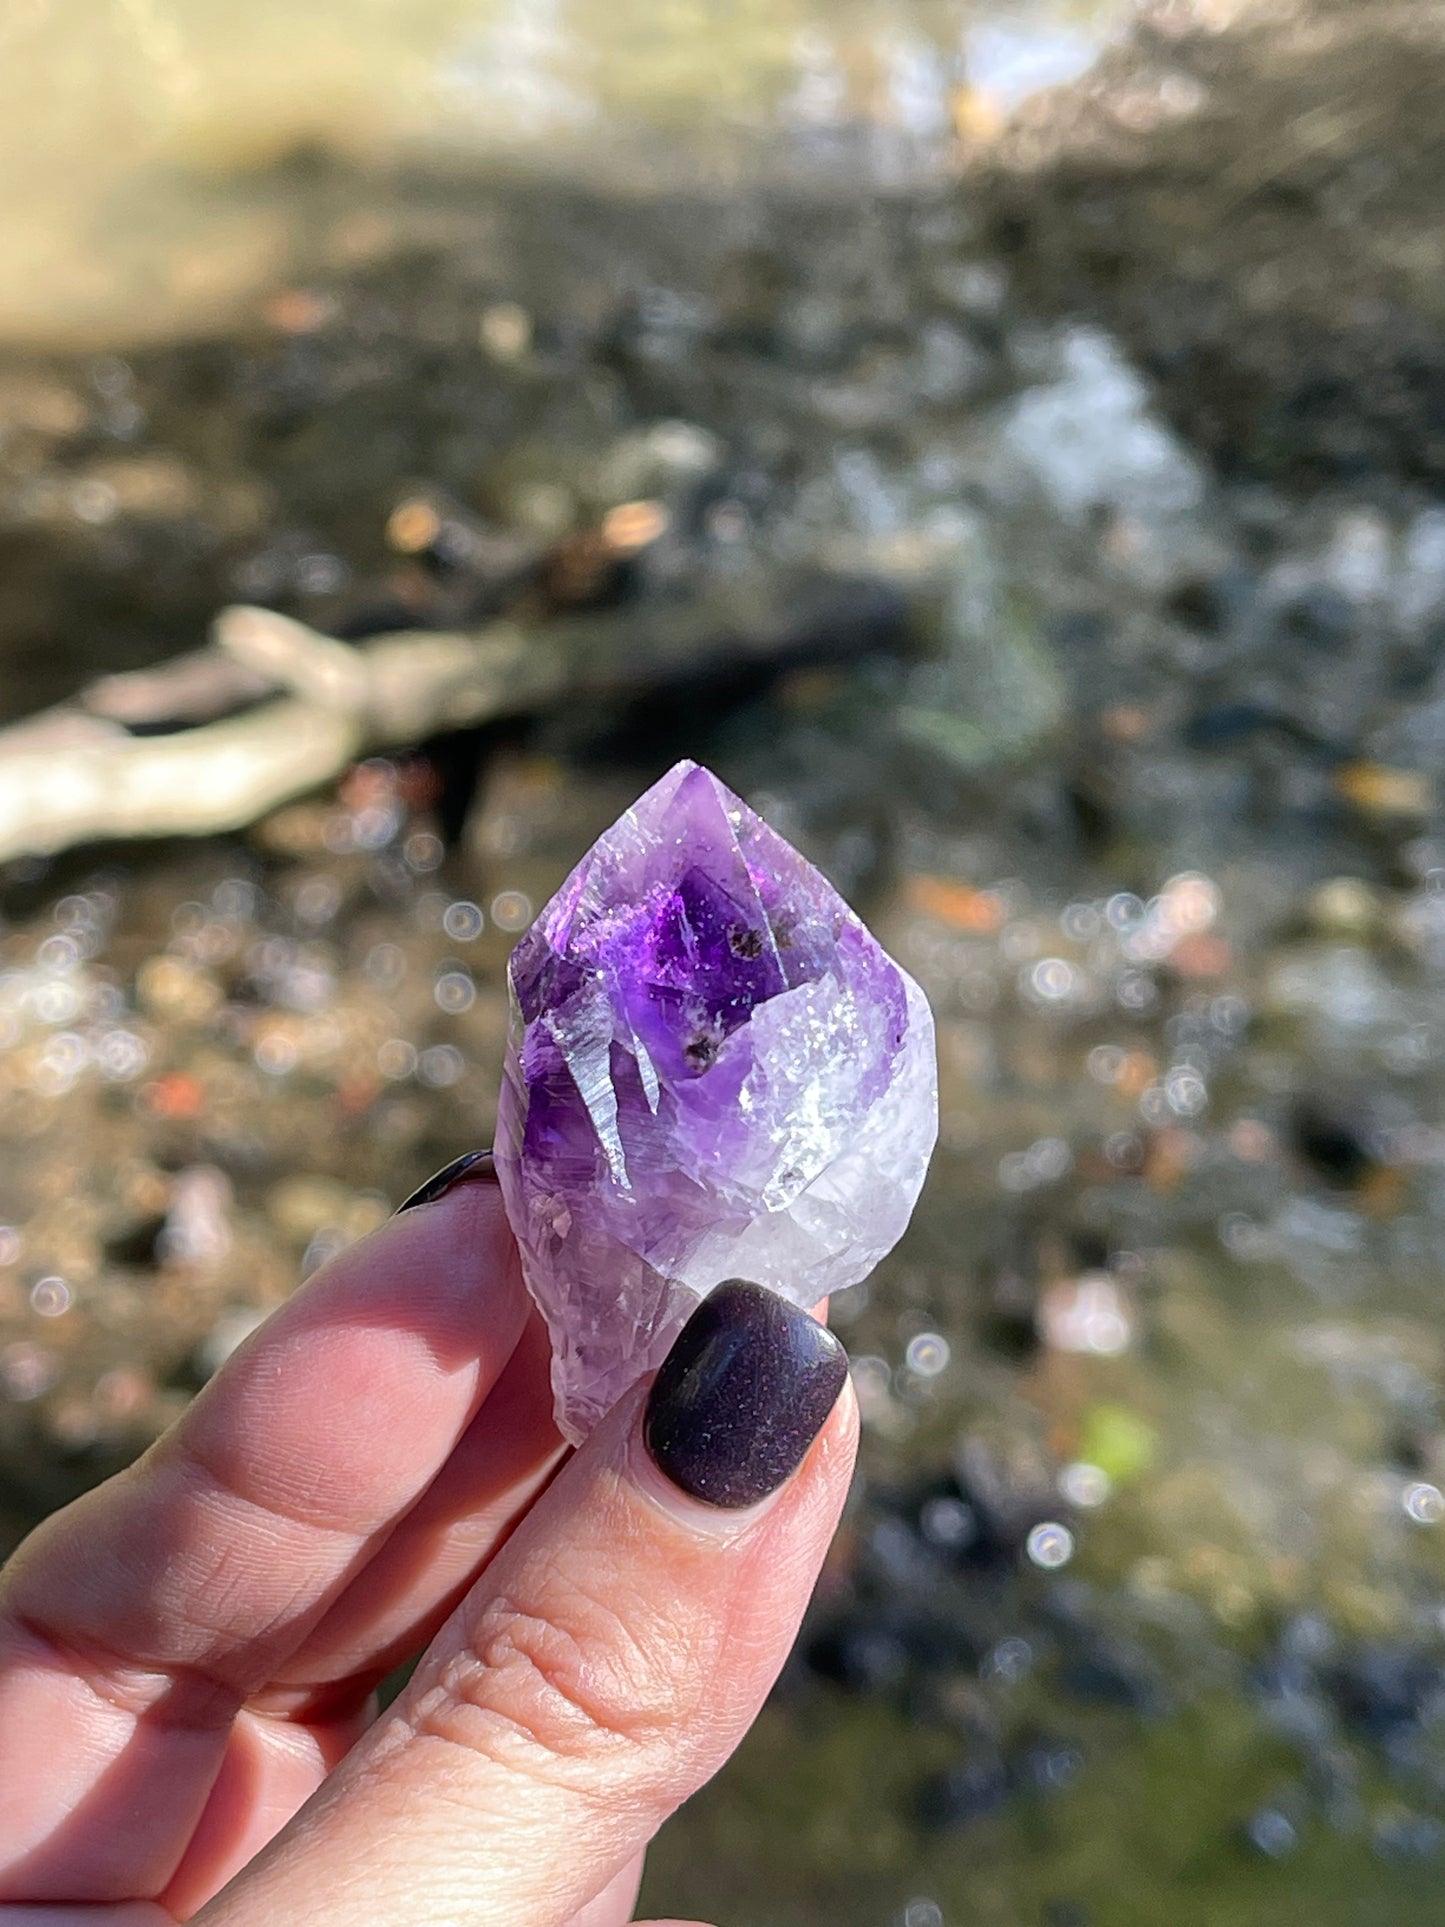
<box><xmin>395</xmin><ymin>1149</ymin><xmax>498</xmax><ymax>1214</ymax></box>
<box><xmin>644</xmin><ymin>1280</ymin><xmax>849</xmax><ymax>1509</ymax></box>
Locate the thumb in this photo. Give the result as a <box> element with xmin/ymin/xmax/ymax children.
<box><xmin>194</xmin><ymin>1282</ymin><xmax>858</xmax><ymax>1927</ymax></box>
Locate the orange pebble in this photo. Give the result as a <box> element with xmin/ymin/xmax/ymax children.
<box><xmin>1335</xmin><ymin>762</ymin><xmax>1433</xmax><ymax>817</ymax></box>
<box><xmin>1100</xmin><ymin>704</ymin><xmax>1154</xmax><ymax>744</ymax></box>
<box><xmin>1143</xmin><ymin>1126</ymin><xmax>1200</xmax><ymax>1190</ymax></box>
<box><xmin>600</xmin><ymin>499</ymin><xmax>669</xmax><ymax>554</ymax></box>
<box><xmin>1359</xmin><ymin>1167</ymin><xmax>1406</xmax><ymax>1218</ymax></box>
<box><xmin>905</xmin><ymin>874</ymin><xmax>1007</xmax><ymax>933</ymax></box>
<box><xmin>1228</xmin><ymin>1118</ymin><xmax>1278</xmax><ymax>1163</ymax></box>
<box><xmin>142</xmin><ymin>1072</ymin><xmax>206</xmax><ymax>1120</ymax></box>
<box><xmin>1168</xmin><ymin>933</ymin><xmax>1232</xmax><ymax>978</ymax></box>
<box><xmin>1116</xmin><ymin>1050</ymin><xmax>1157</xmax><ymax>1099</ymax></box>
<box><xmin>263</xmin><ymin>288</ymin><xmax>334</xmax><ymax>334</ymax></box>
<box><xmin>387</xmin><ymin>498</ymin><xmax>443</xmax><ymax>553</ymax></box>
<box><xmin>335</xmin><ymin>1076</ymin><xmax>380</xmax><ymax>1117</ymax></box>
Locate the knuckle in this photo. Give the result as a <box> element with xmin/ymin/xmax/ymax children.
<box><xmin>414</xmin><ymin>1582</ymin><xmax>709</xmax><ymax>1782</ymax></box>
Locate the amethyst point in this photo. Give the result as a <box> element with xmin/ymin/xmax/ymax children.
<box><xmin>495</xmin><ymin>760</ymin><xmax>937</xmax><ymax>1442</ymax></box>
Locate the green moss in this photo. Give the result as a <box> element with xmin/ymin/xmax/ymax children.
<box><xmin>644</xmin><ymin>1693</ymin><xmax>1445</xmax><ymax>1927</ymax></box>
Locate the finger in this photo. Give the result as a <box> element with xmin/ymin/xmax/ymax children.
<box><xmin>194</xmin><ymin>1282</ymin><xmax>858</xmax><ymax>1927</ymax></box>
<box><xmin>562</xmin><ymin>1849</ymin><xmax>645</xmax><ymax>1927</ymax></box>
<box><xmin>157</xmin><ymin>1704</ymin><xmax>367</xmax><ymax>1921</ymax></box>
<box><xmin>159</xmin><ymin>1314</ymin><xmax>565</xmax><ymax>1918</ymax></box>
<box><xmin>273</xmin><ymin>1293</ymin><xmax>824</xmax><ymax>1699</ymax></box>
<box><xmin>262</xmin><ymin>1307</ymin><xmax>565</xmax><ymax>1703</ymax></box>
<box><xmin>0</xmin><ymin>1179</ymin><xmax>529</xmax><ymax>1903</ymax></box>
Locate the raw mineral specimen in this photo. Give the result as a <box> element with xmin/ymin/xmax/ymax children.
<box><xmin>495</xmin><ymin>760</ymin><xmax>937</xmax><ymax>1442</ymax></box>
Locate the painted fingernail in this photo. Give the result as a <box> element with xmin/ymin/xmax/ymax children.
<box><xmin>644</xmin><ymin>1279</ymin><xmax>848</xmax><ymax>1509</ymax></box>
<box><xmin>395</xmin><ymin>1149</ymin><xmax>498</xmax><ymax>1214</ymax></box>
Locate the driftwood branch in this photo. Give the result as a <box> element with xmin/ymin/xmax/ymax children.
<box><xmin>0</xmin><ymin>573</ymin><xmax>905</xmax><ymax>863</ymax></box>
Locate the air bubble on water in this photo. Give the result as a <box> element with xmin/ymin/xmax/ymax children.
<box><xmin>1138</xmin><ymin>1083</ymin><xmax>1173</xmax><ymax>1124</ymax></box>
<box><xmin>1060</xmin><ymin>901</ymin><xmax>1102</xmax><ymax>941</ymax></box>
<box><xmin>1116</xmin><ymin>970</ymin><xmax>1158</xmax><ymax>1011</ymax></box>
<box><xmin>905</xmin><ymin>1331</ymin><xmax>950</xmax><ymax>1377</ymax></box>
<box><xmin>1088</xmin><ymin>1044</ymin><xmax>1125</xmax><ymax>1083</ymax></box>
<box><xmin>1027</xmin><ymin>956</ymin><xmax>1077</xmax><ymax>1003</ymax></box>
<box><xmin>364</xmin><ymin>942</ymin><xmax>406</xmax><ymax>991</ymax></box>
<box><xmin>213</xmin><ymin>878</ymin><xmax>259</xmax><ymax>920</ymax></box>
<box><xmin>37</xmin><ymin>933</ymin><xmax>80</xmax><ymax>972</ymax></box>
<box><xmin>254</xmin><ymin>1033</ymin><xmax>299</xmax><ymax>1076</ymax></box>
<box><xmin>1026</xmin><ymin>1521</ymin><xmax>1075</xmax><ymax>1569</ymax></box>
<box><xmin>281</xmin><ymin>957</ymin><xmax>336</xmax><ymax>1013</ymax></box>
<box><xmin>377</xmin><ymin>1038</ymin><xmax>418</xmax><ymax>1080</ymax></box>
<box><xmin>920</xmin><ymin>1495</ymin><xmax>976</xmax><ymax>1548</ymax></box>
<box><xmin>435</xmin><ymin>969</ymin><xmax>476</xmax><ymax>1015</ymax></box>
<box><xmin>1027</xmin><ymin>1136</ymin><xmax>1072</xmax><ymax>1181</ymax></box>
<box><xmin>89</xmin><ymin>983</ymin><xmax>124</xmax><ymax>1021</ymax></box>
<box><xmin>1160</xmin><ymin>871</ymin><xmax>1220</xmax><ymax>934</ymax></box>
<box><xmin>442</xmin><ymin>900</ymin><xmax>485</xmax><ymax>942</ymax></box>
<box><xmin>34</xmin><ymin>1031</ymin><xmax>88</xmax><ymax>1094</ymax></box>
<box><xmin>171</xmin><ymin>902</ymin><xmax>209</xmax><ymax>939</ymax></box>
<box><xmin>1164</xmin><ymin>1065</ymin><xmax>1208</xmax><ymax>1116</ymax></box>
<box><xmin>1404</xmin><ymin>1481</ymin><xmax>1444</xmax><ymax>1525</ymax></box>
<box><xmin>29</xmin><ymin>1276</ymin><xmax>71</xmax><ymax>1317</ymax></box>
<box><xmin>294</xmin><ymin>876</ymin><xmax>343</xmax><ymax>927</ymax></box>
<box><xmin>984</xmin><ymin>1636</ymin><xmax>1034</xmax><ymax>1683</ymax></box>
<box><xmin>31</xmin><ymin>979</ymin><xmax>82</xmax><ymax>1025</ymax></box>
<box><xmin>354</xmin><ymin>803</ymin><xmax>402</xmax><ymax>850</ymax></box>
<box><xmin>418</xmin><ymin>1043</ymin><xmax>465</xmax><ymax>1087</ymax></box>
<box><xmin>405</xmin><ymin>831</ymin><xmax>445</xmax><ymax>873</ymax></box>
<box><xmin>491</xmin><ymin>890</ymin><xmax>533</xmax><ymax>933</ymax></box>
<box><xmin>1060</xmin><ymin>1461</ymin><xmax>1111</xmax><ymax>1507</ymax></box>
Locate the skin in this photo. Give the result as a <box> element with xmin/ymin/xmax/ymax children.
<box><xmin>0</xmin><ymin>1179</ymin><xmax>858</xmax><ymax>1927</ymax></box>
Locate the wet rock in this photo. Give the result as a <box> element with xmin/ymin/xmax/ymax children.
<box><xmin>1291</xmin><ymin>1099</ymin><xmax>1379</xmax><ymax>1190</ymax></box>
<box><xmin>915</xmin><ymin>1756</ymin><xmax>1011</xmax><ymax>1831</ymax></box>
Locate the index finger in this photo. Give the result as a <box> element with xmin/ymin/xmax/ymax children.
<box><xmin>0</xmin><ymin>1174</ymin><xmax>528</xmax><ymax>1903</ymax></box>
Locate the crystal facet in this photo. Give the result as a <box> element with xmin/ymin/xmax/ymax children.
<box><xmin>495</xmin><ymin>760</ymin><xmax>938</xmax><ymax>1443</ymax></box>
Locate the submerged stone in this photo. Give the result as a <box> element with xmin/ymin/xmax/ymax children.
<box><xmin>495</xmin><ymin>759</ymin><xmax>937</xmax><ymax>1442</ymax></box>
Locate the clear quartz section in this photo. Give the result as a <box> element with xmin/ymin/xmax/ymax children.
<box><xmin>495</xmin><ymin>760</ymin><xmax>938</xmax><ymax>1442</ymax></box>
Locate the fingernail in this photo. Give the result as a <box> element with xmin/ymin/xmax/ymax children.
<box><xmin>643</xmin><ymin>1280</ymin><xmax>848</xmax><ymax>1509</ymax></box>
<box><xmin>395</xmin><ymin>1149</ymin><xmax>498</xmax><ymax>1214</ymax></box>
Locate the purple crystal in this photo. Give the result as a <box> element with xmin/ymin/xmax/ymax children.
<box><xmin>495</xmin><ymin>761</ymin><xmax>938</xmax><ymax>1442</ymax></box>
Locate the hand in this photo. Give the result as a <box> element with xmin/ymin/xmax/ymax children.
<box><xmin>0</xmin><ymin>1158</ymin><xmax>857</xmax><ymax>1926</ymax></box>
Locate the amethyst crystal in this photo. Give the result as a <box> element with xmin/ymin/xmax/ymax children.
<box><xmin>495</xmin><ymin>761</ymin><xmax>937</xmax><ymax>1442</ymax></box>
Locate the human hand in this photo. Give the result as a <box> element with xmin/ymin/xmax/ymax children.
<box><xmin>0</xmin><ymin>1154</ymin><xmax>857</xmax><ymax>1926</ymax></box>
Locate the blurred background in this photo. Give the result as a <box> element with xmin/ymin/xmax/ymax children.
<box><xmin>3</xmin><ymin>0</ymin><xmax>1445</xmax><ymax>1921</ymax></box>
